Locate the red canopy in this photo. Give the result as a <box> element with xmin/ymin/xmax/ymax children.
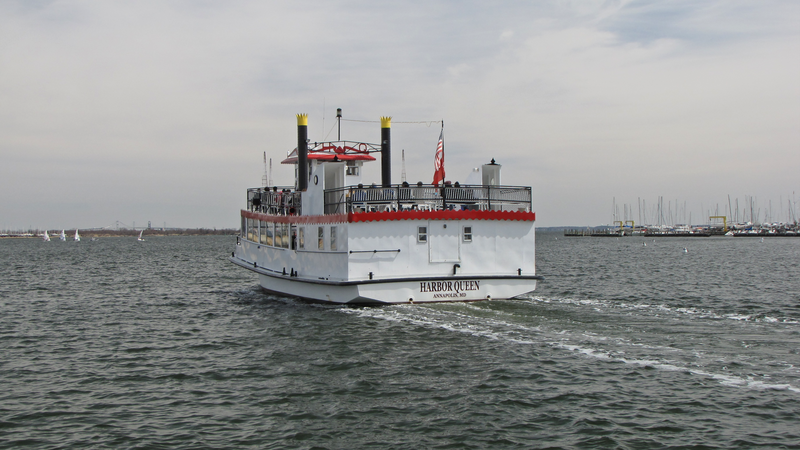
<box><xmin>282</xmin><ymin>153</ymin><xmax>376</xmax><ymax>164</ymax></box>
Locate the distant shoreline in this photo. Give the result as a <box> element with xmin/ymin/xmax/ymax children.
<box><xmin>1</xmin><ymin>228</ymin><xmax>238</xmax><ymax>238</ymax></box>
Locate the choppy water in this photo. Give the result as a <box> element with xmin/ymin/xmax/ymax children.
<box><xmin>1</xmin><ymin>233</ymin><xmax>799</xmax><ymax>449</ymax></box>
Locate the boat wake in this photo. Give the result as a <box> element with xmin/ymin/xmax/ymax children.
<box><xmin>339</xmin><ymin>299</ymin><xmax>800</xmax><ymax>394</ymax></box>
<box><xmin>526</xmin><ymin>295</ymin><xmax>800</xmax><ymax>324</ymax></box>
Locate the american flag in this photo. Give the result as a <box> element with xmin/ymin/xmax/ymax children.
<box><xmin>432</xmin><ymin>129</ymin><xmax>445</xmax><ymax>185</ymax></box>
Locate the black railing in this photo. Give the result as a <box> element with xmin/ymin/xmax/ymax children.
<box><xmin>325</xmin><ymin>184</ymin><xmax>532</xmax><ymax>213</ymax></box>
<box><xmin>247</xmin><ymin>187</ymin><xmax>302</xmax><ymax>216</ymax></box>
<box><xmin>247</xmin><ymin>184</ymin><xmax>532</xmax><ymax>216</ymax></box>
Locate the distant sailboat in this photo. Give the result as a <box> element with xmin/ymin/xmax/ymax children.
<box><xmin>43</xmin><ymin>230</ymin><xmax>50</xmax><ymax>241</ymax></box>
<box><xmin>137</xmin><ymin>230</ymin><xmax>145</xmax><ymax>241</ymax></box>
<box><xmin>74</xmin><ymin>229</ymin><xmax>81</xmax><ymax>241</ymax></box>
<box><xmin>59</xmin><ymin>230</ymin><xmax>66</xmax><ymax>241</ymax></box>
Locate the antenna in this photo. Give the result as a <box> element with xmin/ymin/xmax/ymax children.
<box><xmin>401</xmin><ymin>149</ymin><xmax>407</xmax><ymax>183</ymax></box>
<box><xmin>262</xmin><ymin>152</ymin><xmax>268</xmax><ymax>186</ymax></box>
<box><xmin>337</xmin><ymin>108</ymin><xmax>342</xmax><ymax>141</ymax></box>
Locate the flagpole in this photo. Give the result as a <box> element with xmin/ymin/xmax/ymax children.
<box><xmin>441</xmin><ymin>120</ymin><xmax>444</xmax><ymax>184</ymax></box>
<box><xmin>432</xmin><ymin>120</ymin><xmax>445</xmax><ymax>186</ymax></box>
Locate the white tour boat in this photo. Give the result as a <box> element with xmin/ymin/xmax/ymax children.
<box><xmin>230</xmin><ymin>114</ymin><xmax>539</xmax><ymax>305</ymax></box>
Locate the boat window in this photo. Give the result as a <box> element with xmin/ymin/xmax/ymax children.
<box><xmin>247</xmin><ymin>218</ymin><xmax>256</xmax><ymax>241</ymax></box>
<box><xmin>259</xmin><ymin>221</ymin><xmax>268</xmax><ymax>244</ymax></box>
<box><xmin>417</xmin><ymin>226</ymin><xmax>427</xmax><ymax>243</ymax></box>
<box><xmin>298</xmin><ymin>227</ymin><xmax>305</xmax><ymax>249</ymax></box>
<box><xmin>463</xmin><ymin>226</ymin><xmax>472</xmax><ymax>242</ymax></box>
<box><xmin>279</xmin><ymin>223</ymin><xmax>290</xmax><ymax>249</ymax></box>
<box><xmin>241</xmin><ymin>217</ymin><xmax>246</xmax><ymax>238</ymax></box>
<box><xmin>346</xmin><ymin>161</ymin><xmax>359</xmax><ymax>176</ymax></box>
<box><xmin>318</xmin><ymin>226</ymin><xmax>324</xmax><ymax>250</ymax></box>
<box><xmin>330</xmin><ymin>226</ymin><xmax>337</xmax><ymax>251</ymax></box>
<box><xmin>266</xmin><ymin>223</ymin><xmax>274</xmax><ymax>246</ymax></box>
<box><xmin>273</xmin><ymin>223</ymin><xmax>282</xmax><ymax>247</ymax></box>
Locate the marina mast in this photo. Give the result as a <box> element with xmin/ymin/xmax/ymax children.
<box><xmin>401</xmin><ymin>149</ymin><xmax>407</xmax><ymax>183</ymax></box>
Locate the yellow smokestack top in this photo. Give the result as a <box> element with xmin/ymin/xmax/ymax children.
<box><xmin>381</xmin><ymin>116</ymin><xmax>392</xmax><ymax>128</ymax></box>
<box><xmin>297</xmin><ymin>113</ymin><xmax>308</xmax><ymax>126</ymax></box>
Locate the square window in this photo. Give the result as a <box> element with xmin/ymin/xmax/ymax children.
<box><xmin>463</xmin><ymin>226</ymin><xmax>472</xmax><ymax>242</ymax></box>
<box><xmin>418</xmin><ymin>226</ymin><xmax>427</xmax><ymax>243</ymax></box>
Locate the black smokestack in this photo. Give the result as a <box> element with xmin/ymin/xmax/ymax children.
<box><xmin>297</xmin><ymin>114</ymin><xmax>308</xmax><ymax>191</ymax></box>
<box><xmin>381</xmin><ymin>116</ymin><xmax>391</xmax><ymax>187</ymax></box>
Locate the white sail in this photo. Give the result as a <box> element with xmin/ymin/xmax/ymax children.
<box><xmin>43</xmin><ymin>230</ymin><xmax>50</xmax><ymax>241</ymax></box>
<box><xmin>60</xmin><ymin>230</ymin><xmax>66</xmax><ymax>241</ymax></box>
<box><xmin>74</xmin><ymin>229</ymin><xmax>81</xmax><ymax>241</ymax></box>
<box><xmin>137</xmin><ymin>230</ymin><xmax>144</xmax><ymax>241</ymax></box>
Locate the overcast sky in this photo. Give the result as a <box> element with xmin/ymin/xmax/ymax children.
<box><xmin>1</xmin><ymin>0</ymin><xmax>798</xmax><ymax>229</ymax></box>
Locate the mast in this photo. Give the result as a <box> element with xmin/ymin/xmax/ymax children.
<box><xmin>401</xmin><ymin>149</ymin><xmax>407</xmax><ymax>183</ymax></box>
<box><xmin>337</xmin><ymin>108</ymin><xmax>342</xmax><ymax>141</ymax></box>
<box><xmin>612</xmin><ymin>197</ymin><xmax>616</xmax><ymax>226</ymax></box>
<box><xmin>262</xmin><ymin>152</ymin><xmax>268</xmax><ymax>186</ymax></box>
<box><xmin>728</xmin><ymin>195</ymin><xmax>733</xmax><ymax>225</ymax></box>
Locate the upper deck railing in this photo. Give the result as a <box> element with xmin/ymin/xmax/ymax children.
<box><xmin>324</xmin><ymin>183</ymin><xmax>532</xmax><ymax>214</ymax></box>
<box><xmin>247</xmin><ymin>187</ymin><xmax>302</xmax><ymax>215</ymax></box>
<box><xmin>247</xmin><ymin>183</ymin><xmax>532</xmax><ymax>216</ymax></box>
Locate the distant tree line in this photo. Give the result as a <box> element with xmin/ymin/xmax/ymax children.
<box><xmin>1</xmin><ymin>228</ymin><xmax>238</xmax><ymax>238</ymax></box>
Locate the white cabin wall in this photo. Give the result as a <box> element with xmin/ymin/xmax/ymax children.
<box><xmin>345</xmin><ymin>161</ymin><xmax>363</xmax><ymax>186</ymax></box>
<box><xmin>303</xmin><ymin>161</ymin><xmax>325</xmax><ymax>216</ymax></box>
<box><xmin>324</xmin><ymin>162</ymin><xmax>345</xmax><ymax>190</ymax></box>
<box><xmin>461</xmin><ymin>221</ymin><xmax>534</xmax><ymax>276</ymax></box>
<box><xmin>347</xmin><ymin>219</ymin><xmax>535</xmax><ymax>281</ymax></box>
<box><xmin>347</xmin><ymin>221</ymin><xmax>418</xmax><ymax>279</ymax></box>
<box><xmin>292</xmin><ymin>223</ymin><xmax>348</xmax><ymax>280</ymax></box>
<box><xmin>240</xmin><ymin>221</ymin><xmax>349</xmax><ymax>281</ymax></box>
<box><xmin>242</xmin><ymin>218</ymin><xmax>534</xmax><ymax>284</ymax></box>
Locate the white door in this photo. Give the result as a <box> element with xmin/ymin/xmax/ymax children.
<box><xmin>429</xmin><ymin>221</ymin><xmax>460</xmax><ymax>262</ymax></box>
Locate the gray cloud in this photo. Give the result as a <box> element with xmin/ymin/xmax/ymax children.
<box><xmin>1</xmin><ymin>0</ymin><xmax>798</xmax><ymax>229</ymax></box>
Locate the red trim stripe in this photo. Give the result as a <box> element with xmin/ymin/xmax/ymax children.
<box><xmin>242</xmin><ymin>209</ymin><xmax>535</xmax><ymax>224</ymax></box>
<box><xmin>241</xmin><ymin>210</ymin><xmax>348</xmax><ymax>224</ymax></box>
<box><xmin>348</xmin><ymin>209</ymin><xmax>535</xmax><ymax>223</ymax></box>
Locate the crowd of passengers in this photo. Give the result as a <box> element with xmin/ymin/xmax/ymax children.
<box><xmin>251</xmin><ymin>181</ymin><xmax>518</xmax><ymax>215</ymax></box>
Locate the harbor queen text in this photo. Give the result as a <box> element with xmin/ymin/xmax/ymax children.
<box><xmin>420</xmin><ymin>280</ymin><xmax>480</xmax><ymax>298</ymax></box>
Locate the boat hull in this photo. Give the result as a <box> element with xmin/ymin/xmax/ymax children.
<box><xmin>230</xmin><ymin>256</ymin><xmax>538</xmax><ymax>305</ymax></box>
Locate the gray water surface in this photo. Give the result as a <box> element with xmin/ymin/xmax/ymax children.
<box><xmin>1</xmin><ymin>233</ymin><xmax>799</xmax><ymax>449</ymax></box>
